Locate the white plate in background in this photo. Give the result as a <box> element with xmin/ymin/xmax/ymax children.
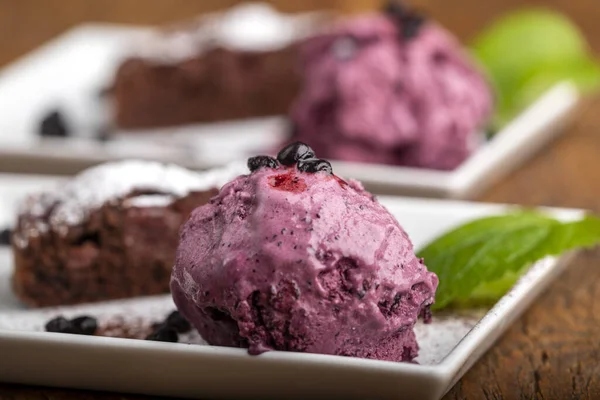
<box><xmin>0</xmin><ymin>22</ymin><xmax>579</xmax><ymax>198</ymax></box>
<box><xmin>0</xmin><ymin>175</ymin><xmax>580</xmax><ymax>400</ymax></box>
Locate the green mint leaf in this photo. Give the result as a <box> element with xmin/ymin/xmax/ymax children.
<box><xmin>417</xmin><ymin>212</ymin><xmax>600</xmax><ymax>310</ymax></box>
<box><xmin>471</xmin><ymin>8</ymin><xmax>588</xmax><ymax>95</ymax></box>
<box><xmin>470</xmin><ymin>8</ymin><xmax>600</xmax><ymax>131</ymax></box>
<box><xmin>463</xmin><ymin>264</ymin><xmax>530</xmax><ymax>307</ymax></box>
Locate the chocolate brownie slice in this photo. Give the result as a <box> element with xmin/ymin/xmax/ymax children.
<box><xmin>113</xmin><ymin>45</ymin><xmax>301</xmax><ymax>128</ymax></box>
<box><xmin>111</xmin><ymin>4</ymin><xmax>328</xmax><ymax>129</ymax></box>
<box><xmin>11</xmin><ymin>160</ymin><xmax>242</xmax><ymax>307</ymax></box>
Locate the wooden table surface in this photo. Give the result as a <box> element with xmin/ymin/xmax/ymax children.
<box><xmin>1</xmin><ymin>0</ymin><xmax>600</xmax><ymax>399</ymax></box>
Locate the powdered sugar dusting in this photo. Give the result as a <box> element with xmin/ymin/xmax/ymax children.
<box><xmin>124</xmin><ymin>194</ymin><xmax>176</xmax><ymax>208</ymax></box>
<box><xmin>16</xmin><ymin>160</ymin><xmax>247</xmax><ymax>245</ymax></box>
<box><xmin>414</xmin><ymin>314</ymin><xmax>480</xmax><ymax>364</ymax></box>
<box><xmin>128</xmin><ymin>3</ymin><xmax>328</xmax><ymax>63</ymax></box>
<box><xmin>47</xmin><ymin>161</ymin><xmax>214</xmax><ymax>226</ymax></box>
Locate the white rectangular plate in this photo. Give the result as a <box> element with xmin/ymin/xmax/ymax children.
<box><xmin>0</xmin><ymin>174</ymin><xmax>580</xmax><ymax>400</ymax></box>
<box><xmin>0</xmin><ymin>23</ymin><xmax>580</xmax><ymax>199</ymax></box>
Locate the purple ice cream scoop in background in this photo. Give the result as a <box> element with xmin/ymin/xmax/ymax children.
<box><xmin>290</xmin><ymin>6</ymin><xmax>493</xmax><ymax>170</ymax></box>
<box><xmin>171</xmin><ymin>143</ymin><xmax>438</xmax><ymax>362</ymax></box>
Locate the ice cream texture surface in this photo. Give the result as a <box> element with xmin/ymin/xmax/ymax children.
<box><xmin>171</xmin><ymin>143</ymin><xmax>438</xmax><ymax>361</ymax></box>
<box><xmin>290</xmin><ymin>7</ymin><xmax>493</xmax><ymax>170</ymax></box>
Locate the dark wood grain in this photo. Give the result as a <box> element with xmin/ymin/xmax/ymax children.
<box><xmin>1</xmin><ymin>0</ymin><xmax>600</xmax><ymax>399</ymax></box>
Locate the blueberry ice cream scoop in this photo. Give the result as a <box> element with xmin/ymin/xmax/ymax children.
<box><xmin>290</xmin><ymin>7</ymin><xmax>493</xmax><ymax>170</ymax></box>
<box><xmin>171</xmin><ymin>142</ymin><xmax>438</xmax><ymax>361</ymax></box>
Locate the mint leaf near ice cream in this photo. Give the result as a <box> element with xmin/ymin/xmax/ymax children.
<box><xmin>470</xmin><ymin>8</ymin><xmax>600</xmax><ymax>129</ymax></box>
<box><xmin>417</xmin><ymin>212</ymin><xmax>600</xmax><ymax>310</ymax></box>
<box><xmin>471</xmin><ymin>8</ymin><xmax>589</xmax><ymax>92</ymax></box>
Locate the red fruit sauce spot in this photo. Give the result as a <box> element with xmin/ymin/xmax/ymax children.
<box><xmin>268</xmin><ymin>169</ymin><xmax>347</xmax><ymax>192</ymax></box>
<box><xmin>269</xmin><ymin>171</ymin><xmax>307</xmax><ymax>193</ymax></box>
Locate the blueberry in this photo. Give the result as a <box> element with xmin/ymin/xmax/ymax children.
<box><xmin>383</xmin><ymin>1</ymin><xmax>425</xmax><ymax>40</ymax></box>
<box><xmin>297</xmin><ymin>158</ymin><xmax>333</xmax><ymax>175</ymax></box>
<box><xmin>149</xmin><ymin>322</ymin><xmax>164</xmax><ymax>331</ymax></box>
<box><xmin>401</xmin><ymin>15</ymin><xmax>424</xmax><ymax>39</ymax></box>
<box><xmin>71</xmin><ymin>316</ymin><xmax>98</xmax><ymax>335</ymax></box>
<box><xmin>165</xmin><ymin>311</ymin><xmax>191</xmax><ymax>333</ymax></box>
<box><xmin>146</xmin><ymin>326</ymin><xmax>178</xmax><ymax>343</ymax></box>
<box><xmin>383</xmin><ymin>1</ymin><xmax>408</xmax><ymax>19</ymax></box>
<box><xmin>277</xmin><ymin>142</ymin><xmax>315</xmax><ymax>166</ymax></box>
<box><xmin>0</xmin><ymin>228</ymin><xmax>11</xmax><ymax>246</ymax></box>
<box><xmin>39</xmin><ymin>110</ymin><xmax>69</xmax><ymax>138</ymax></box>
<box><xmin>45</xmin><ymin>316</ymin><xmax>75</xmax><ymax>333</ymax></box>
<box><xmin>247</xmin><ymin>155</ymin><xmax>279</xmax><ymax>172</ymax></box>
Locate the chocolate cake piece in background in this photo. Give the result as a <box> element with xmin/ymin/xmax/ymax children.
<box><xmin>11</xmin><ymin>160</ymin><xmax>243</xmax><ymax>307</ymax></box>
<box><xmin>113</xmin><ymin>45</ymin><xmax>300</xmax><ymax>128</ymax></box>
<box><xmin>111</xmin><ymin>3</ymin><xmax>330</xmax><ymax>129</ymax></box>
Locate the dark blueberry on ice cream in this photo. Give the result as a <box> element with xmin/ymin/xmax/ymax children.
<box><xmin>248</xmin><ymin>156</ymin><xmax>279</xmax><ymax>172</ymax></box>
<box><xmin>277</xmin><ymin>142</ymin><xmax>315</xmax><ymax>166</ymax></box>
<box><xmin>383</xmin><ymin>1</ymin><xmax>425</xmax><ymax>40</ymax></box>
<box><xmin>297</xmin><ymin>158</ymin><xmax>333</xmax><ymax>174</ymax></box>
<box><xmin>400</xmin><ymin>13</ymin><xmax>425</xmax><ymax>39</ymax></box>
<box><xmin>39</xmin><ymin>110</ymin><xmax>69</xmax><ymax>138</ymax></box>
<box><xmin>383</xmin><ymin>1</ymin><xmax>408</xmax><ymax>18</ymax></box>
